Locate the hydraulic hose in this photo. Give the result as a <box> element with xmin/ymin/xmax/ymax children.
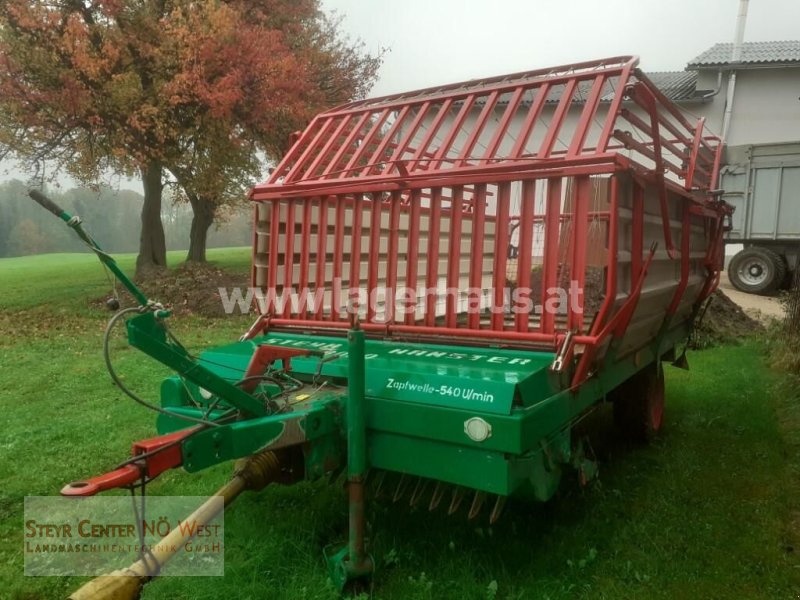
<box><xmin>103</xmin><ymin>308</ymin><xmax>222</xmax><ymax>427</ymax></box>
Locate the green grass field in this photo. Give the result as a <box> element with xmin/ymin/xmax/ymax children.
<box><xmin>1</xmin><ymin>251</ymin><xmax>799</xmax><ymax>599</ymax></box>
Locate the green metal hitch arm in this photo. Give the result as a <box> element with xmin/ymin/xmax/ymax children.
<box><xmin>29</xmin><ymin>189</ymin><xmax>149</xmax><ymax>307</ymax></box>
<box><xmin>126</xmin><ymin>312</ymin><xmax>268</xmax><ymax>417</ymax></box>
<box><xmin>29</xmin><ymin>189</ymin><xmax>267</xmax><ymax>418</ymax></box>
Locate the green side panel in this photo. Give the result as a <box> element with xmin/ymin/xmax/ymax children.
<box><xmin>240</xmin><ymin>332</ymin><xmax>555</xmax><ymax>415</ymax></box>
<box><xmin>154</xmin><ymin>323</ymin><xmax>692</xmax><ymax>499</ymax></box>
<box><xmin>367</xmin><ymin>397</ymin><xmax>527</xmax><ymax>454</ymax></box>
<box><xmin>187</xmin><ymin>341</ymin><xmax>257</xmax><ymax>381</ymax></box>
<box><xmin>160</xmin><ymin>376</ymin><xmax>188</xmax><ymax>408</ymax></box>
<box><xmin>369</xmin><ymin>432</ymin><xmax>564</xmax><ymax>497</ymax></box>
<box><xmin>174</xmin><ymin>333</ymin><xmax>556</xmax><ymax>417</ymax></box>
<box><xmin>369</xmin><ymin>432</ymin><xmax>515</xmax><ymax>495</ymax></box>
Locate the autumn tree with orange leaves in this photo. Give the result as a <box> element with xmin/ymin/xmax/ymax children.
<box><xmin>0</xmin><ymin>0</ymin><xmax>381</xmax><ymax>273</ymax></box>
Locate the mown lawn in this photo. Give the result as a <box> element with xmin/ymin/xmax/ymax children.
<box><xmin>1</xmin><ymin>251</ymin><xmax>798</xmax><ymax>599</ymax></box>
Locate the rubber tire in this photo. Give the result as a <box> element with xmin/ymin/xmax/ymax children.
<box><xmin>610</xmin><ymin>364</ymin><xmax>665</xmax><ymax>444</ymax></box>
<box><xmin>728</xmin><ymin>246</ymin><xmax>786</xmax><ymax>295</ymax></box>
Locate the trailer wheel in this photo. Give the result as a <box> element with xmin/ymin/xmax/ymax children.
<box><xmin>610</xmin><ymin>365</ymin><xmax>664</xmax><ymax>443</ymax></box>
<box><xmin>728</xmin><ymin>246</ymin><xmax>786</xmax><ymax>295</ymax></box>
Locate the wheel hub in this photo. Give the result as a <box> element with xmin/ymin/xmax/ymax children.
<box><xmin>738</xmin><ymin>257</ymin><xmax>770</xmax><ymax>286</ymax></box>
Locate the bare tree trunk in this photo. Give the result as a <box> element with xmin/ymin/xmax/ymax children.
<box><xmin>135</xmin><ymin>160</ymin><xmax>167</xmax><ymax>277</ymax></box>
<box><xmin>186</xmin><ymin>194</ymin><xmax>215</xmax><ymax>263</ymax></box>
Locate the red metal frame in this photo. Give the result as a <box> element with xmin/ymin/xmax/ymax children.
<box><xmin>248</xmin><ymin>56</ymin><xmax>729</xmax><ymax>357</ymax></box>
<box><xmin>241</xmin><ymin>345</ymin><xmax>323</xmax><ymax>392</ymax></box>
<box><xmin>60</xmin><ymin>429</ymin><xmax>196</xmax><ymax>496</ymax></box>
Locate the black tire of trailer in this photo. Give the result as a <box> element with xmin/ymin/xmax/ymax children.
<box><xmin>728</xmin><ymin>246</ymin><xmax>787</xmax><ymax>295</ymax></box>
<box><xmin>609</xmin><ymin>363</ymin><xmax>664</xmax><ymax>444</ymax></box>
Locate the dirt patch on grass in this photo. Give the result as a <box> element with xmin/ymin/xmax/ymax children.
<box><xmin>94</xmin><ymin>262</ymin><xmax>250</xmax><ymax>318</ymax></box>
<box><xmin>690</xmin><ymin>289</ymin><xmax>763</xmax><ymax>349</ymax></box>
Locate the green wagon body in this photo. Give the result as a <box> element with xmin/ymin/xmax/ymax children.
<box><xmin>156</xmin><ymin>314</ymin><xmax>690</xmax><ymax>503</ymax></box>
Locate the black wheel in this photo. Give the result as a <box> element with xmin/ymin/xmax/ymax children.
<box><xmin>610</xmin><ymin>364</ymin><xmax>664</xmax><ymax>444</ymax></box>
<box><xmin>728</xmin><ymin>246</ymin><xmax>786</xmax><ymax>295</ymax></box>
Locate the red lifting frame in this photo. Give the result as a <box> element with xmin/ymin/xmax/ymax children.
<box><xmin>249</xmin><ymin>56</ymin><xmax>728</xmax><ymax>354</ymax></box>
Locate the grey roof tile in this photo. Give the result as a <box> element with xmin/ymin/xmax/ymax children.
<box><xmin>640</xmin><ymin>71</ymin><xmax>698</xmax><ymax>101</ymax></box>
<box><xmin>476</xmin><ymin>70</ymin><xmax>698</xmax><ymax>108</ymax></box>
<box><xmin>688</xmin><ymin>40</ymin><xmax>800</xmax><ymax>67</ymax></box>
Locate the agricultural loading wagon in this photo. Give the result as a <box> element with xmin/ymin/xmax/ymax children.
<box><xmin>30</xmin><ymin>56</ymin><xmax>731</xmax><ymax>599</ymax></box>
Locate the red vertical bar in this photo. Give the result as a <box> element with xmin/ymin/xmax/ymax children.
<box><xmin>432</xmin><ymin>96</ymin><xmax>476</xmax><ymax>169</ymax></box>
<box><xmin>386</xmin><ymin>191</ymin><xmax>402</xmax><ymax>322</ymax></box>
<box><xmin>303</xmin><ymin>116</ymin><xmax>353</xmax><ymax>180</ymax></box>
<box><xmin>631</xmin><ymin>181</ymin><xmax>644</xmax><ymax>280</ymax></box>
<box><xmin>284</xmin><ymin>118</ymin><xmax>338</xmax><ymax>183</ymax></box>
<box><xmin>314</xmin><ymin>196</ymin><xmax>329</xmax><ymax>319</ymax></box>
<box><xmin>572</xmin><ymin>177</ymin><xmax>620</xmax><ymax>387</ymax></box>
<box><xmin>331</xmin><ymin>198</ymin><xmax>346</xmax><ymax>321</ymax></box>
<box><xmin>510</xmin><ymin>83</ymin><xmax>551</xmax><ymax>158</ymax></box>
<box><xmin>349</xmin><ymin>197</ymin><xmax>364</xmax><ymax>314</ymax></box>
<box><xmin>410</xmin><ymin>99</ymin><xmax>454</xmax><ymax>165</ymax></box>
<box><xmin>567</xmin><ymin>75</ymin><xmax>606</xmax><ymax>157</ymax></box>
<box><xmin>457</xmin><ymin>91</ymin><xmax>499</xmax><ymax>165</ymax></box>
<box><xmin>569</xmin><ymin>177</ymin><xmax>590</xmax><ymax>332</ymax></box>
<box><xmin>282</xmin><ymin>200</ymin><xmax>296</xmax><ymax>318</ymax></box>
<box><xmin>596</xmin><ymin>60</ymin><xmax>635</xmax><ymax>152</ymax></box>
<box><xmin>541</xmin><ymin>178</ymin><xmax>562</xmax><ymax>333</ymax></box>
<box><xmin>404</xmin><ymin>190</ymin><xmax>422</xmax><ymax>325</ymax></box>
<box><xmin>321</xmin><ymin>112</ymin><xmax>372</xmax><ymax>177</ymax></box>
<box><xmin>267</xmin><ymin>201</ymin><xmax>281</xmax><ymax>315</ymax></box>
<box><xmin>298</xmin><ymin>198</ymin><xmax>312</xmax><ymax>316</ymax></box>
<box><xmin>515</xmin><ymin>180</ymin><xmax>535</xmax><ymax>332</ymax></box>
<box><xmin>483</xmin><ymin>88</ymin><xmax>525</xmax><ymax>161</ymax></box>
<box><xmin>538</xmin><ymin>79</ymin><xmax>577</xmax><ymax>158</ymax></box>
<box><xmin>589</xmin><ymin>176</ymin><xmax>619</xmax><ymax>335</ymax></box>
<box><xmin>387</xmin><ymin>102</ymin><xmax>431</xmax><ymax>166</ymax></box>
<box><xmin>274</xmin><ymin>116</ymin><xmax>322</xmax><ymax>182</ymax></box>
<box><xmin>685</xmin><ymin>117</ymin><xmax>705</xmax><ymax>190</ymax></box>
<box><xmin>367</xmin><ymin>194</ymin><xmax>382</xmax><ymax>322</ymax></box>
<box><xmin>424</xmin><ymin>189</ymin><xmax>442</xmax><ymax>326</ymax></box>
<box><xmin>361</xmin><ymin>106</ymin><xmax>411</xmax><ymax>176</ymax></box>
<box><xmin>710</xmin><ymin>138</ymin><xmax>723</xmax><ymax>190</ymax></box>
<box><xmin>250</xmin><ymin>203</ymin><xmax>258</xmax><ymax>294</ymax></box>
<box><xmin>445</xmin><ymin>187</ymin><xmax>464</xmax><ymax>328</ymax></box>
<box><xmin>491</xmin><ymin>183</ymin><xmax>510</xmax><ymax>330</ymax></box>
<box><xmin>340</xmin><ymin>109</ymin><xmax>390</xmax><ymax>177</ymax></box>
<box><xmin>467</xmin><ymin>184</ymin><xmax>487</xmax><ymax>330</ymax></box>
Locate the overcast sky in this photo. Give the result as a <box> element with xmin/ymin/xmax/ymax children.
<box><xmin>3</xmin><ymin>0</ymin><xmax>797</xmax><ymax>191</ymax></box>
<box><xmin>323</xmin><ymin>0</ymin><xmax>800</xmax><ymax>96</ymax></box>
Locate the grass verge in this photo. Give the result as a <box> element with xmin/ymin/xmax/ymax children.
<box><xmin>0</xmin><ymin>252</ymin><xmax>798</xmax><ymax>599</ymax></box>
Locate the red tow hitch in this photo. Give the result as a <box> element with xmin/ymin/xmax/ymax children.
<box><xmin>240</xmin><ymin>344</ymin><xmax>323</xmax><ymax>392</ymax></box>
<box><xmin>60</xmin><ymin>429</ymin><xmax>196</xmax><ymax>497</ymax></box>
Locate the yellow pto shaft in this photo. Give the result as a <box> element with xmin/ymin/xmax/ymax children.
<box><xmin>68</xmin><ymin>451</ymin><xmax>284</xmax><ymax>600</ymax></box>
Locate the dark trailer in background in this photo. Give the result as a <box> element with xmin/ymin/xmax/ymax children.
<box><xmin>723</xmin><ymin>142</ymin><xmax>800</xmax><ymax>294</ymax></box>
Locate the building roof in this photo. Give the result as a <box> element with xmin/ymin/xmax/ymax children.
<box><xmin>688</xmin><ymin>40</ymin><xmax>800</xmax><ymax>68</ymax></box>
<box><xmin>546</xmin><ymin>70</ymin><xmax>699</xmax><ymax>104</ymax></box>
<box><xmin>642</xmin><ymin>71</ymin><xmax>699</xmax><ymax>101</ymax></box>
<box><xmin>471</xmin><ymin>70</ymin><xmax>699</xmax><ymax>108</ymax></box>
